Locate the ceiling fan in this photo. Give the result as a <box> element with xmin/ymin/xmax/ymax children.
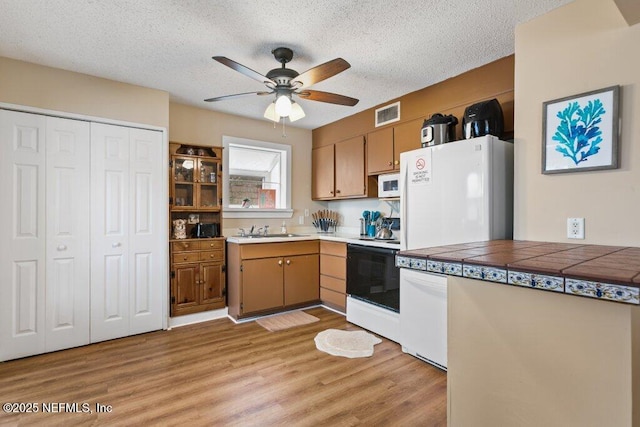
<box><xmin>204</xmin><ymin>47</ymin><xmax>359</xmax><ymax>123</ymax></box>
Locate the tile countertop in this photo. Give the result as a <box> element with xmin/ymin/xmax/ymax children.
<box><xmin>396</xmin><ymin>240</ymin><xmax>640</xmax><ymax>305</ymax></box>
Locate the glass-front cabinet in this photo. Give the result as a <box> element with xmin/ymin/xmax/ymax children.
<box><xmin>169</xmin><ymin>143</ymin><xmax>225</xmax><ymax>317</ymax></box>
<box><xmin>172</xmin><ymin>156</ymin><xmax>220</xmax><ymax>210</ymax></box>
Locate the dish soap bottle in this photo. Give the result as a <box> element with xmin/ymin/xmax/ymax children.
<box><xmin>281</xmin><ymin>221</ymin><xmax>287</xmax><ymax>234</ymax></box>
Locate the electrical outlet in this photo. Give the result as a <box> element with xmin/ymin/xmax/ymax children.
<box><xmin>567</xmin><ymin>218</ymin><xmax>585</xmax><ymax>239</ymax></box>
<box><xmin>299</xmin><ymin>215</ymin><xmax>304</xmax><ymax>225</ymax></box>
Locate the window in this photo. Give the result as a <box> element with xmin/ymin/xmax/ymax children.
<box><xmin>222</xmin><ymin>136</ymin><xmax>293</xmax><ymax>218</ymax></box>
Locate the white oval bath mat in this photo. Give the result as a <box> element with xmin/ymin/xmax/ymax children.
<box><xmin>314</xmin><ymin>329</ymin><xmax>382</xmax><ymax>358</ymax></box>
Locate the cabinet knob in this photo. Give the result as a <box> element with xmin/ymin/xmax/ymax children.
<box><xmin>210</xmin><ymin>254</ymin><xmax>214</xmax><ymax>258</ymax></box>
<box><xmin>209</xmin><ymin>243</ymin><xmax>215</xmax><ymax>247</ymax></box>
<box><xmin>183</xmin><ymin>257</ymin><xmax>188</xmax><ymax>261</ymax></box>
<box><xmin>336</xmin><ymin>189</ymin><xmax>341</xmax><ymax>194</ymax></box>
<box><xmin>57</xmin><ymin>244</ymin><xmax>67</xmax><ymax>251</ymax></box>
<box><xmin>278</xmin><ymin>260</ymin><xmax>283</xmax><ymax>266</ymax></box>
<box><xmin>388</xmin><ymin>161</ymin><xmax>392</xmax><ymax>166</ymax></box>
<box><xmin>286</xmin><ymin>259</ymin><xmax>291</xmax><ymax>265</ymax></box>
<box><xmin>112</xmin><ymin>242</ymin><xmax>121</xmax><ymax>248</ymax></box>
<box><xmin>184</xmin><ymin>243</ymin><xmax>190</xmax><ymax>248</ymax></box>
<box><xmin>394</xmin><ymin>160</ymin><xmax>399</xmax><ymax>165</ymax></box>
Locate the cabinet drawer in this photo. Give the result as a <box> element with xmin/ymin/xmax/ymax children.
<box><xmin>201</xmin><ymin>240</ymin><xmax>224</xmax><ymax>250</ymax></box>
<box><xmin>200</xmin><ymin>250</ymin><xmax>223</xmax><ymax>261</ymax></box>
<box><xmin>320</xmin><ymin>240</ymin><xmax>346</xmax><ymax>257</ymax></box>
<box><xmin>320</xmin><ymin>275</ymin><xmax>345</xmax><ymax>293</ymax></box>
<box><xmin>320</xmin><ymin>254</ymin><xmax>346</xmax><ymax>280</ymax></box>
<box><xmin>173</xmin><ymin>252</ymin><xmax>200</xmax><ymax>264</ymax></box>
<box><xmin>172</xmin><ymin>240</ymin><xmax>198</xmax><ymax>252</ymax></box>
<box><xmin>320</xmin><ymin>287</ymin><xmax>346</xmax><ymax>312</ymax></box>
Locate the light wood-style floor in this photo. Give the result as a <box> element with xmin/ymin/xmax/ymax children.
<box><xmin>0</xmin><ymin>307</ymin><xmax>446</xmax><ymax>426</ymax></box>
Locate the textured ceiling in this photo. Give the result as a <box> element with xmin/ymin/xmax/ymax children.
<box><xmin>0</xmin><ymin>0</ymin><xmax>573</xmax><ymax>129</ymax></box>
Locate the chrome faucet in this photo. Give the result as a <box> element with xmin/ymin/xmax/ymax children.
<box><xmin>238</xmin><ymin>228</ymin><xmax>246</xmax><ymax>237</ymax></box>
<box><xmin>263</xmin><ymin>225</ymin><xmax>269</xmax><ymax>236</ymax></box>
<box><xmin>250</xmin><ymin>225</ymin><xmax>255</xmax><ymax>235</ymax></box>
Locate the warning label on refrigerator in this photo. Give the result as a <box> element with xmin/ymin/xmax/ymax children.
<box><xmin>409</xmin><ymin>151</ymin><xmax>432</xmax><ymax>186</ymax></box>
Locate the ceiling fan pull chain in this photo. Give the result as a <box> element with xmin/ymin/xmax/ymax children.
<box><xmin>281</xmin><ymin>118</ymin><xmax>287</xmax><ymax>138</ymax></box>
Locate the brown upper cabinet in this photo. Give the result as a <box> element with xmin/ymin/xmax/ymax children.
<box><xmin>366</xmin><ymin>118</ymin><xmax>424</xmax><ymax>175</ymax></box>
<box><xmin>312</xmin><ymin>135</ymin><xmax>377</xmax><ymax>200</ymax></box>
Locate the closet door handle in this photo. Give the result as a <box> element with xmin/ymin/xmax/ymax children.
<box><xmin>112</xmin><ymin>242</ymin><xmax>122</xmax><ymax>248</ymax></box>
<box><xmin>57</xmin><ymin>244</ymin><xmax>67</xmax><ymax>251</ymax></box>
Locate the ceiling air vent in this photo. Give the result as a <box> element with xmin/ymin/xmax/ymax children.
<box><xmin>375</xmin><ymin>101</ymin><xmax>400</xmax><ymax>127</ymax></box>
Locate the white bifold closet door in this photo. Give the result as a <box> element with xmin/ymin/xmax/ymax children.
<box><xmin>0</xmin><ymin>110</ymin><xmax>90</xmax><ymax>361</ymax></box>
<box><xmin>90</xmin><ymin>123</ymin><xmax>164</xmax><ymax>343</ymax></box>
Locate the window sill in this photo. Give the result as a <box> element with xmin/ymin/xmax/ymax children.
<box><xmin>223</xmin><ymin>208</ymin><xmax>294</xmax><ymax>219</ymax></box>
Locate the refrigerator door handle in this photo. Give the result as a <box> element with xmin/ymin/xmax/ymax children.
<box><xmin>400</xmin><ymin>161</ymin><xmax>409</xmax><ymax>250</ymax></box>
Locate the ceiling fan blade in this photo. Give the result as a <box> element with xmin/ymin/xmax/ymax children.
<box><xmin>213</xmin><ymin>56</ymin><xmax>275</xmax><ymax>85</ymax></box>
<box><xmin>204</xmin><ymin>91</ymin><xmax>272</xmax><ymax>102</ymax></box>
<box><xmin>293</xmin><ymin>58</ymin><xmax>351</xmax><ymax>88</ymax></box>
<box><xmin>297</xmin><ymin>90</ymin><xmax>359</xmax><ymax>106</ymax></box>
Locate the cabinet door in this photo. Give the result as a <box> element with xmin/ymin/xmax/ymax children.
<box><xmin>367</xmin><ymin>127</ymin><xmax>394</xmax><ymax>174</ymax></box>
<box><xmin>45</xmin><ymin>116</ymin><xmax>91</xmax><ymax>352</ymax></box>
<box><xmin>0</xmin><ymin>110</ymin><xmax>47</xmax><ymax>361</ymax></box>
<box><xmin>335</xmin><ymin>136</ymin><xmax>366</xmax><ymax>198</ymax></box>
<box><xmin>393</xmin><ymin>118</ymin><xmax>424</xmax><ymax>169</ymax></box>
<box><xmin>196</xmin><ymin>158</ymin><xmax>220</xmax><ymax>209</ymax></box>
<box><xmin>284</xmin><ymin>254</ymin><xmax>319</xmax><ymax>306</ymax></box>
<box><xmin>172</xmin><ymin>264</ymin><xmax>199</xmax><ymax>313</ymax></box>
<box><xmin>312</xmin><ymin>145</ymin><xmax>335</xmax><ymax>199</ymax></box>
<box><xmin>242</xmin><ymin>258</ymin><xmax>284</xmax><ymax>314</ymax></box>
<box><xmin>200</xmin><ymin>261</ymin><xmax>225</xmax><ymax>305</ymax></box>
<box><xmin>172</xmin><ymin>156</ymin><xmax>196</xmax><ymax>209</ymax></box>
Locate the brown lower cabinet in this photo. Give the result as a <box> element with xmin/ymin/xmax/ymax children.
<box><xmin>319</xmin><ymin>241</ymin><xmax>347</xmax><ymax>312</ymax></box>
<box><xmin>170</xmin><ymin>238</ymin><xmax>226</xmax><ymax>316</ymax></box>
<box><xmin>227</xmin><ymin>240</ymin><xmax>320</xmax><ymax>319</ymax></box>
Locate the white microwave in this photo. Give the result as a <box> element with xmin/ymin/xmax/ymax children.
<box><xmin>378</xmin><ymin>173</ymin><xmax>400</xmax><ymax>198</ymax></box>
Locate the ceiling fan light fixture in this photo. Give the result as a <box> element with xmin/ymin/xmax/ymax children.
<box><xmin>288</xmin><ymin>101</ymin><xmax>305</xmax><ymax>122</ymax></box>
<box><xmin>274</xmin><ymin>94</ymin><xmax>292</xmax><ymax>117</ymax></box>
<box><xmin>263</xmin><ymin>102</ymin><xmax>280</xmax><ymax>122</ymax></box>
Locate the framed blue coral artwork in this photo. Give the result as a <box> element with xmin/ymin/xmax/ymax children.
<box><xmin>542</xmin><ymin>85</ymin><xmax>619</xmax><ymax>174</ymax></box>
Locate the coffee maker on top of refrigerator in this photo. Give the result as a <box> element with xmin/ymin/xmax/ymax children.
<box><xmin>399</xmin><ymin>135</ymin><xmax>513</xmax><ymax>251</ymax></box>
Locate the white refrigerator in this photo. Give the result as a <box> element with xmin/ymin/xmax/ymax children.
<box><xmin>398</xmin><ymin>135</ymin><xmax>513</xmax><ymax>370</ymax></box>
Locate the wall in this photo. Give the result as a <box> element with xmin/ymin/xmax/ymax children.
<box><xmin>514</xmin><ymin>0</ymin><xmax>640</xmax><ymax>245</ymax></box>
<box><xmin>448</xmin><ymin>276</ymin><xmax>637</xmax><ymax>426</ymax></box>
<box><xmin>0</xmin><ymin>57</ymin><xmax>169</xmax><ymax>128</ymax></box>
<box><xmin>169</xmin><ymin>102</ymin><xmax>324</xmax><ymax>235</ymax></box>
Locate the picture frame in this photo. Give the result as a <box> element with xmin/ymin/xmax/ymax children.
<box><xmin>542</xmin><ymin>85</ymin><xmax>620</xmax><ymax>174</ymax></box>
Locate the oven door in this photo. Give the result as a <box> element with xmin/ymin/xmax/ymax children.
<box><xmin>346</xmin><ymin>244</ymin><xmax>400</xmax><ymax>312</ymax></box>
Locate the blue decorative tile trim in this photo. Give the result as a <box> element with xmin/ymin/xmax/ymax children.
<box><xmin>443</xmin><ymin>262</ymin><xmax>462</xmax><ymax>276</ymax></box>
<box><xmin>508</xmin><ymin>270</ymin><xmax>532</xmax><ymax>287</ymax></box>
<box><xmin>427</xmin><ymin>260</ymin><xmax>444</xmax><ymax>273</ymax></box>
<box><xmin>532</xmin><ymin>274</ymin><xmax>564</xmax><ymax>292</ymax></box>
<box><xmin>464</xmin><ymin>265</ymin><xmax>507</xmax><ymax>283</ymax></box>
<box><xmin>508</xmin><ymin>271</ymin><xmax>564</xmax><ymax>292</ymax></box>
<box><xmin>463</xmin><ymin>265</ymin><xmax>483</xmax><ymax>280</ymax></box>
<box><xmin>396</xmin><ymin>256</ymin><xmax>411</xmax><ymax>268</ymax></box>
<box><xmin>565</xmin><ymin>279</ymin><xmax>639</xmax><ymax>304</ymax></box>
<box><xmin>396</xmin><ymin>256</ymin><xmax>640</xmax><ymax>305</ymax></box>
<box><xmin>484</xmin><ymin>267</ymin><xmax>507</xmax><ymax>283</ymax></box>
<box><xmin>565</xmin><ymin>279</ymin><xmax>640</xmax><ymax>304</ymax></box>
<box><xmin>410</xmin><ymin>258</ymin><xmax>427</xmax><ymax>271</ymax></box>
